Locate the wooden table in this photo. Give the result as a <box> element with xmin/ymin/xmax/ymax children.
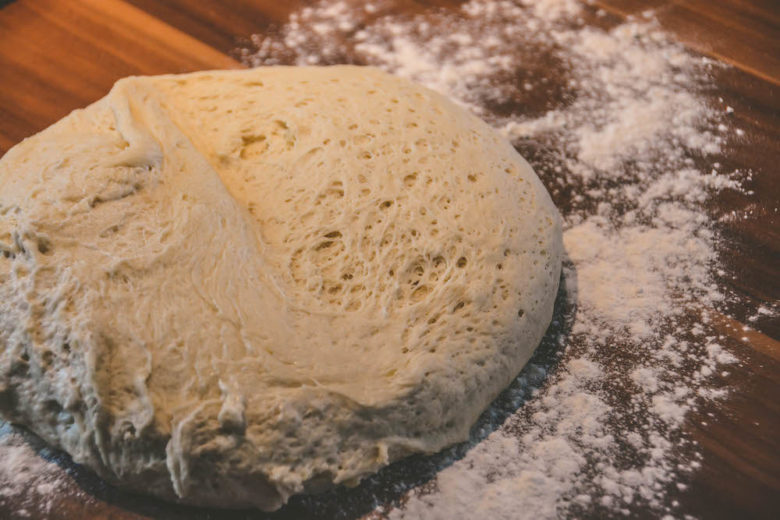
<box><xmin>0</xmin><ymin>0</ymin><xmax>778</xmax><ymax>518</ymax></box>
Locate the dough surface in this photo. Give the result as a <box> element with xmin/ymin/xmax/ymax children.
<box><xmin>0</xmin><ymin>66</ymin><xmax>562</xmax><ymax>510</ymax></box>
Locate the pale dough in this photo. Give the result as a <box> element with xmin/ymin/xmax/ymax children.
<box><xmin>0</xmin><ymin>66</ymin><xmax>562</xmax><ymax>510</ymax></box>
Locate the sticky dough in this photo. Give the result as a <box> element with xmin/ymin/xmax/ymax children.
<box><xmin>0</xmin><ymin>66</ymin><xmax>562</xmax><ymax>510</ymax></box>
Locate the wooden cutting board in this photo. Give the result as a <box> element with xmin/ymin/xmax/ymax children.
<box><xmin>0</xmin><ymin>0</ymin><xmax>778</xmax><ymax>518</ymax></box>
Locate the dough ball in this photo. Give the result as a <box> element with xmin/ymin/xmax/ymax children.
<box><xmin>0</xmin><ymin>66</ymin><xmax>562</xmax><ymax>510</ymax></box>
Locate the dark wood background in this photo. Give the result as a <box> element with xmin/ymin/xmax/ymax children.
<box><xmin>0</xmin><ymin>0</ymin><xmax>778</xmax><ymax>518</ymax></box>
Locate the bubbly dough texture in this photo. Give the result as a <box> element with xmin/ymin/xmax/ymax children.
<box><xmin>0</xmin><ymin>67</ymin><xmax>562</xmax><ymax>510</ymax></box>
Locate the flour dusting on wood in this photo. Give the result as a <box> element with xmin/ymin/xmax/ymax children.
<box><xmin>242</xmin><ymin>1</ymin><xmax>750</xmax><ymax>518</ymax></box>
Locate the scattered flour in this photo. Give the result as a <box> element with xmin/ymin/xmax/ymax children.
<box><xmin>241</xmin><ymin>0</ymin><xmax>748</xmax><ymax>518</ymax></box>
<box><xmin>0</xmin><ymin>0</ymin><xmax>754</xmax><ymax>518</ymax></box>
<box><xmin>0</xmin><ymin>424</ymin><xmax>72</xmax><ymax>517</ymax></box>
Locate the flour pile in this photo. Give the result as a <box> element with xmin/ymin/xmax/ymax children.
<box><xmin>0</xmin><ymin>0</ymin><xmax>754</xmax><ymax>518</ymax></box>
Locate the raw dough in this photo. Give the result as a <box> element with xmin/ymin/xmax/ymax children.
<box><xmin>0</xmin><ymin>67</ymin><xmax>562</xmax><ymax>510</ymax></box>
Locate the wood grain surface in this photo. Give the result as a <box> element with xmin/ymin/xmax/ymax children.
<box><xmin>0</xmin><ymin>0</ymin><xmax>778</xmax><ymax>519</ymax></box>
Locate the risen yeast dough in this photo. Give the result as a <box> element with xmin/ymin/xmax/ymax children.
<box><xmin>0</xmin><ymin>67</ymin><xmax>562</xmax><ymax>510</ymax></box>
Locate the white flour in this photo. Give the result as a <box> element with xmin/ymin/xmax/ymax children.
<box><xmin>242</xmin><ymin>1</ymin><xmax>748</xmax><ymax>518</ymax></box>
<box><xmin>0</xmin><ymin>424</ymin><xmax>75</xmax><ymax>517</ymax></box>
<box><xmin>0</xmin><ymin>0</ymin><xmax>757</xmax><ymax>518</ymax></box>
